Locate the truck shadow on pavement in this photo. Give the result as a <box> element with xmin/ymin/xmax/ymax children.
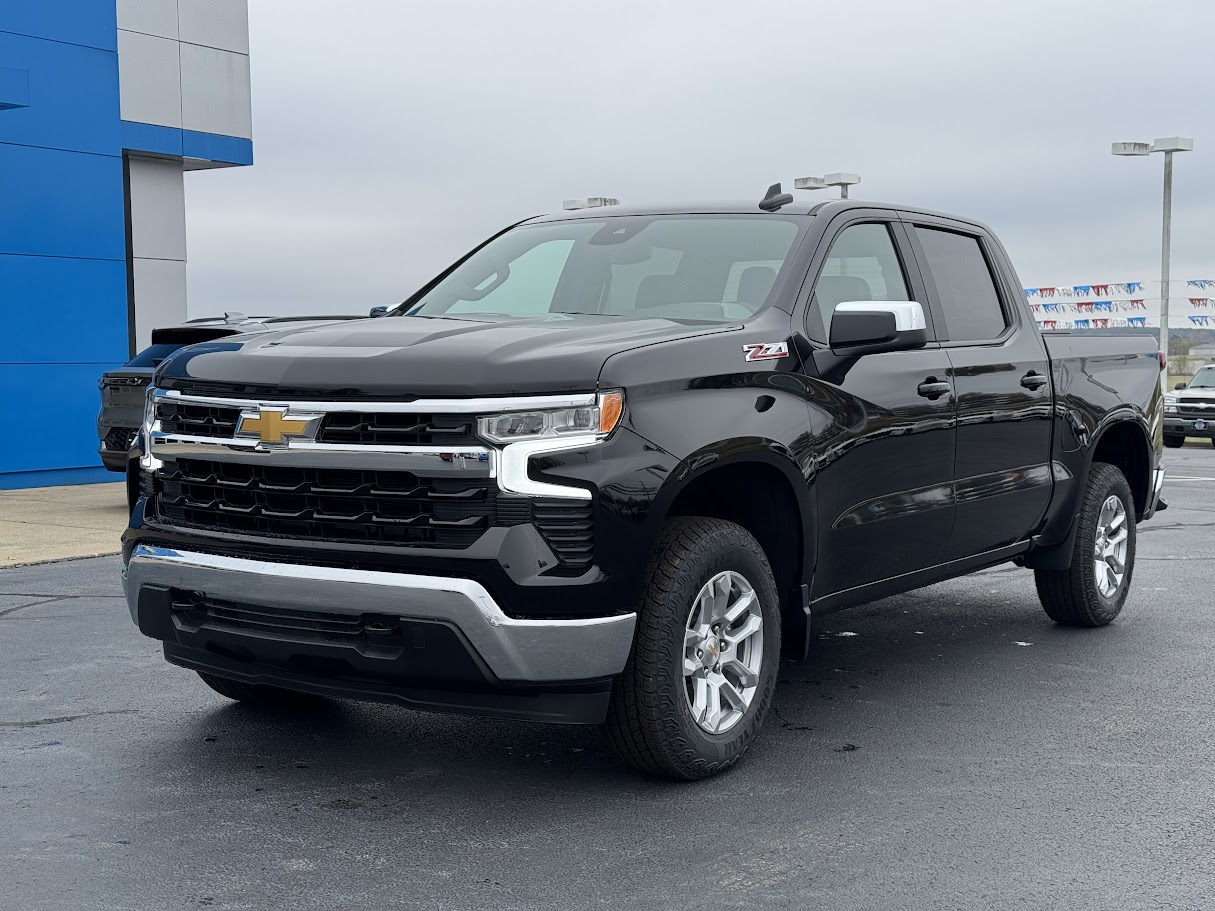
<box><xmin>164</xmin><ymin>570</ymin><xmax>1121</xmax><ymax>797</ymax></box>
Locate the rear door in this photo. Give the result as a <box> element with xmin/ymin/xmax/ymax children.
<box><xmin>905</xmin><ymin>220</ymin><xmax>1054</xmax><ymax>560</ymax></box>
<box><xmin>796</xmin><ymin>213</ymin><xmax>958</xmax><ymax>597</ymax></box>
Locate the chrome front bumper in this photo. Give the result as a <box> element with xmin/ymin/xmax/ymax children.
<box><xmin>122</xmin><ymin>545</ymin><xmax>636</xmax><ymax>683</ymax></box>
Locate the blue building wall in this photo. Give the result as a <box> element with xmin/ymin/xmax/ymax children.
<box><xmin>0</xmin><ymin>1</ymin><xmax>253</xmax><ymax>490</ymax></box>
<box><xmin>0</xmin><ymin>7</ymin><xmax>128</xmax><ymax>488</ymax></box>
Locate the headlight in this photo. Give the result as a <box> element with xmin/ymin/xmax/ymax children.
<box><xmin>477</xmin><ymin>391</ymin><xmax>624</xmax><ymax>444</ymax></box>
<box><xmin>1164</xmin><ymin>394</ymin><xmax>1178</xmax><ymax>414</ymax></box>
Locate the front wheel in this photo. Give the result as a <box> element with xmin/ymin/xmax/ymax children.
<box><xmin>1034</xmin><ymin>462</ymin><xmax>1136</xmax><ymax>627</ymax></box>
<box><xmin>1164</xmin><ymin>435</ymin><xmax>1185</xmax><ymax>449</ymax></box>
<box><xmin>603</xmin><ymin>517</ymin><xmax>781</xmax><ymax>780</ymax></box>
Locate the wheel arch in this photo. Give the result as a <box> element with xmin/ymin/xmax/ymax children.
<box><xmin>1086</xmin><ymin>413</ymin><xmax>1154</xmax><ymax>519</ymax></box>
<box><xmin>649</xmin><ymin>443</ymin><xmax>815</xmax><ymax>659</ymax></box>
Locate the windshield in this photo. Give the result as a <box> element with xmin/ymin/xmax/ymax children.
<box><xmin>407</xmin><ymin>215</ymin><xmax>805</xmax><ymax>323</ymax></box>
<box><xmin>1189</xmin><ymin>367</ymin><xmax>1215</xmax><ymax>388</ymax></box>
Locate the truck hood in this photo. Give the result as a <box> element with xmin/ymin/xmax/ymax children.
<box><xmin>1174</xmin><ymin>385</ymin><xmax>1215</xmax><ymax>402</ymax></box>
<box><xmin>156</xmin><ymin>314</ymin><xmax>737</xmax><ymax>397</ymax></box>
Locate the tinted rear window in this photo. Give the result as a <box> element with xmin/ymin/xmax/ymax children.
<box><xmin>915</xmin><ymin>227</ymin><xmax>1008</xmax><ymax>342</ymax></box>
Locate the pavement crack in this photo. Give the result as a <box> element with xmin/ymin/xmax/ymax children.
<box><xmin>0</xmin><ymin>593</ymin><xmax>124</xmax><ymax>599</ymax></box>
<box><xmin>0</xmin><ymin>598</ymin><xmax>63</xmax><ymax>619</ymax></box>
<box><xmin>0</xmin><ymin>710</ymin><xmax>137</xmax><ymax>728</ymax></box>
<box><xmin>1139</xmin><ymin>522</ymin><xmax>1215</xmax><ymax>533</ymax></box>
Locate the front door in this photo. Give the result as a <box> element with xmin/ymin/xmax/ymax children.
<box><xmin>797</xmin><ymin>218</ymin><xmax>958</xmax><ymax>598</ymax></box>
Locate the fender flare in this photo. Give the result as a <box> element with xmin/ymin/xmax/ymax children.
<box><xmin>1026</xmin><ymin>410</ymin><xmax>1155</xmax><ymax>570</ymax></box>
<box><xmin>644</xmin><ymin>438</ymin><xmax>817</xmax><ymax>659</ymax></box>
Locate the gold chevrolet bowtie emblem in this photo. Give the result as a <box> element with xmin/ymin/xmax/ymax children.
<box><xmin>237</xmin><ymin>408</ymin><xmax>313</xmax><ymax>445</ymax></box>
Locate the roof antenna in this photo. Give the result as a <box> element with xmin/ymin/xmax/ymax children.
<box><xmin>758</xmin><ymin>182</ymin><xmax>793</xmax><ymax>211</ymax></box>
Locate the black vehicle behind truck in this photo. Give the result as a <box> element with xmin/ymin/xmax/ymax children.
<box><xmin>98</xmin><ymin>314</ymin><xmax>357</xmax><ymax>470</ymax></box>
<box><xmin>121</xmin><ymin>195</ymin><xmax>1165</xmax><ymax>779</ymax></box>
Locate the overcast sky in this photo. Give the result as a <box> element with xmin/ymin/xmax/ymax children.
<box><xmin>183</xmin><ymin>0</ymin><xmax>1215</xmax><ymax>318</ymax></box>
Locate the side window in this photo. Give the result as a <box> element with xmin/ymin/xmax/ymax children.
<box><xmin>914</xmin><ymin>227</ymin><xmax>1007</xmax><ymax>342</ymax></box>
<box><xmin>807</xmin><ymin>223</ymin><xmax>910</xmax><ymax>343</ymax></box>
<box><xmin>446</xmin><ymin>239</ymin><xmax>575</xmax><ymax>315</ymax></box>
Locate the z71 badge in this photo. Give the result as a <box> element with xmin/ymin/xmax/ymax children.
<box><xmin>741</xmin><ymin>342</ymin><xmax>789</xmax><ymax>362</ymax></box>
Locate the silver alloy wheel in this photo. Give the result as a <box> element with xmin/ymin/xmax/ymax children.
<box><xmin>1093</xmin><ymin>494</ymin><xmax>1129</xmax><ymax>598</ymax></box>
<box><xmin>682</xmin><ymin>570</ymin><xmax>764</xmax><ymax>735</ymax></box>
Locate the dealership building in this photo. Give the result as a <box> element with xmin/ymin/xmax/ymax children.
<box><xmin>1</xmin><ymin>1</ymin><xmax>253</xmax><ymax>489</ymax></box>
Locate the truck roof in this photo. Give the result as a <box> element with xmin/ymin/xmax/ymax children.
<box><xmin>528</xmin><ymin>198</ymin><xmax>996</xmax><ymax>234</ymax></box>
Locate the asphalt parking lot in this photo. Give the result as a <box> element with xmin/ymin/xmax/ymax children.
<box><xmin>2</xmin><ymin>446</ymin><xmax>1214</xmax><ymax>910</ymax></box>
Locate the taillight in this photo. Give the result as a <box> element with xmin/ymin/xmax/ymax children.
<box><xmin>1157</xmin><ymin>351</ymin><xmax>1167</xmax><ymax>373</ymax></box>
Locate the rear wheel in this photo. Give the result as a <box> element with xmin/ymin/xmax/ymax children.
<box><xmin>198</xmin><ymin>672</ymin><xmax>324</xmax><ymax>708</ymax></box>
<box><xmin>1034</xmin><ymin>462</ymin><xmax>1136</xmax><ymax>627</ymax></box>
<box><xmin>1164</xmin><ymin>435</ymin><xmax>1185</xmax><ymax>449</ymax></box>
<box><xmin>603</xmin><ymin>517</ymin><xmax>781</xmax><ymax>780</ymax></box>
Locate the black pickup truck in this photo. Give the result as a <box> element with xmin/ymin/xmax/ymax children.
<box><xmin>122</xmin><ymin>194</ymin><xmax>1165</xmax><ymax>779</ymax></box>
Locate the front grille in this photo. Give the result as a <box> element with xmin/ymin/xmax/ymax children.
<box><xmin>154</xmin><ymin>458</ymin><xmax>496</xmax><ymax>547</ymax></box>
<box><xmin>158</xmin><ymin>401</ymin><xmax>241</xmax><ymax>438</ymax></box>
<box><xmin>317</xmin><ymin>412</ymin><xmax>480</xmax><ymax>446</ymax></box>
<box><xmin>532</xmin><ymin>500</ymin><xmax>594</xmax><ymax>577</ymax></box>
<box><xmin>1177</xmin><ymin>397</ymin><xmax>1215</xmax><ymax>419</ymax></box>
<box><xmin>103</xmin><ymin>426</ymin><xmax>137</xmax><ymax>452</ymax></box>
<box><xmin>155</xmin><ymin>399</ymin><xmax>482</xmax><ymax>447</ymax></box>
<box><xmin>147</xmin><ymin>394</ymin><xmax>596</xmax><ymax>573</ymax></box>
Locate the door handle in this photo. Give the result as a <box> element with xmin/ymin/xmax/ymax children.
<box><xmin>917</xmin><ymin>379</ymin><xmax>952</xmax><ymax>400</ymax></box>
<box><xmin>1020</xmin><ymin>371</ymin><xmax>1049</xmax><ymax>390</ymax></box>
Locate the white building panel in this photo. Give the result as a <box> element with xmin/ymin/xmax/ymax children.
<box><xmin>178</xmin><ymin>0</ymin><xmax>250</xmax><ymax>54</ymax></box>
<box><xmin>180</xmin><ymin>43</ymin><xmax>253</xmax><ymax>139</ymax></box>
<box><xmin>127</xmin><ymin>156</ymin><xmax>187</xmax><ymax>262</ymax></box>
<box><xmin>132</xmin><ymin>258</ymin><xmax>188</xmax><ymax>350</ymax></box>
<box><xmin>116</xmin><ymin>0</ymin><xmax>179</xmax><ymax>40</ymax></box>
<box><xmin>117</xmin><ymin>29</ymin><xmax>182</xmax><ymax>128</ymax></box>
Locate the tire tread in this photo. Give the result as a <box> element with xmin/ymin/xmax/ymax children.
<box><xmin>603</xmin><ymin>517</ymin><xmax>778</xmax><ymax>780</ymax></box>
<box><xmin>1034</xmin><ymin>462</ymin><xmax>1135</xmax><ymax>627</ymax></box>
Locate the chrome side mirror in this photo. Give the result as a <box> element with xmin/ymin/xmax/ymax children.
<box><xmin>828</xmin><ymin>301</ymin><xmax>928</xmax><ymax>356</ymax></box>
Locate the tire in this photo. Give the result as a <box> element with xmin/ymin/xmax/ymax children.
<box><xmin>1034</xmin><ymin>462</ymin><xmax>1136</xmax><ymax>627</ymax></box>
<box><xmin>603</xmin><ymin>517</ymin><xmax>781</xmax><ymax>780</ymax></box>
<box><xmin>1164</xmin><ymin>436</ymin><xmax>1185</xmax><ymax>449</ymax></box>
<box><xmin>197</xmin><ymin>671</ymin><xmax>323</xmax><ymax>708</ymax></box>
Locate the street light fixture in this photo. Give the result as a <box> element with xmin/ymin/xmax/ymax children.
<box><xmin>562</xmin><ymin>197</ymin><xmax>619</xmax><ymax>211</ymax></box>
<box><xmin>1112</xmin><ymin>136</ymin><xmax>1194</xmax><ymax>367</ymax></box>
<box><xmin>795</xmin><ymin>172</ymin><xmax>862</xmax><ymax>199</ymax></box>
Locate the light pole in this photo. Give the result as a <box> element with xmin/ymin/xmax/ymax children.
<box><xmin>1111</xmin><ymin>137</ymin><xmax>1194</xmax><ymax>367</ymax></box>
<box><xmin>795</xmin><ymin>172</ymin><xmax>862</xmax><ymax>199</ymax></box>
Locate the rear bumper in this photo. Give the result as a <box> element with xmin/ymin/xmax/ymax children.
<box><xmin>122</xmin><ymin>545</ymin><xmax>637</xmax><ymax>723</ymax></box>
